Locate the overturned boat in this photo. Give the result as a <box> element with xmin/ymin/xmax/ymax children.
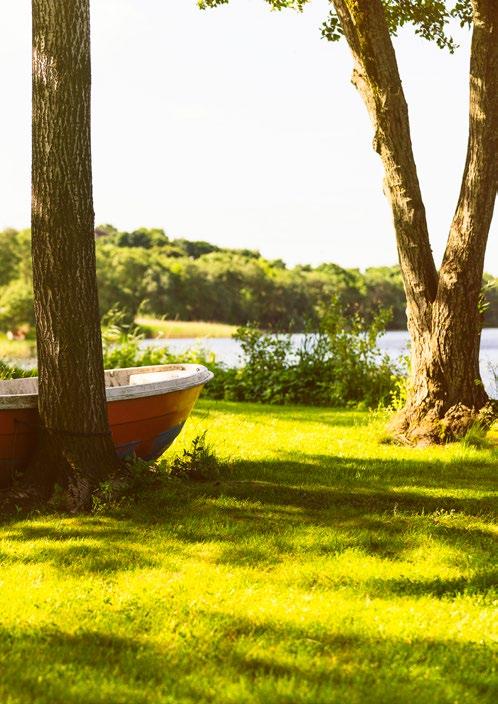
<box><xmin>0</xmin><ymin>364</ymin><xmax>213</xmax><ymax>483</ymax></box>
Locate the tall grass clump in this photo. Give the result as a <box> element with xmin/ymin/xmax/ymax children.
<box><xmin>0</xmin><ymin>360</ymin><xmax>36</xmax><ymax>380</ymax></box>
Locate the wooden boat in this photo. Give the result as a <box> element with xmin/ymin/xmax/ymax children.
<box><xmin>0</xmin><ymin>364</ymin><xmax>213</xmax><ymax>484</ymax></box>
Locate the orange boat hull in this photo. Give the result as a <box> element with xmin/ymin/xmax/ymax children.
<box><xmin>0</xmin><ymin>376</ymin><xmax>205</xmax><ymax>486</ymax></box>
<box><xmin>0</xmin><ymin>407</ymin><xmax>37</xmax><ymax>479</ymax></box>
<box><xmin>109</xmin><ymin>384</ymin><xmax>202</xmax><ymax>462</ymax></box>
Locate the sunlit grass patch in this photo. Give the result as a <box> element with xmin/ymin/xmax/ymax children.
<box><xmin>134</xmin><ymin>317</ymin><xmax>237</xmax><ymax>339</ymax></box>
<box><xmin>0</xmin><ymin>400</ymin><xmax>496</xmax><ymax>703</ymax></box>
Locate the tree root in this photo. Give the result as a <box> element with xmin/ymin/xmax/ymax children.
<box><xmin>388</xmin><ymin>400</ymin><xmax>497</xmax><ymax>446</ymax></box>
<box><xmin>0</xmin><ymin>431</ymin><xmax>125</xmax><ymax>516</ymax></box>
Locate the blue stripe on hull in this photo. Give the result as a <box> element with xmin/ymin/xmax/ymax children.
<box><xmin>115</xmin><ymin>440</ymin><xmax>142</xmax><ymax>459</ymax></box>
<box><xmin>143</xmin><ymin>421</ymin><xmax>186</xmax><ymax>461</ymax></box>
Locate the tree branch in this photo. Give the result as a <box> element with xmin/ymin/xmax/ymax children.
<box><xmin>438</xmin><ymin>0</ymin><xmax>498</xmax><ymax>296</ymax></box>
<box><xmin>332</xmin><ymin>0</ymin><xmax>438</xmax><ymax>332</ymax></box>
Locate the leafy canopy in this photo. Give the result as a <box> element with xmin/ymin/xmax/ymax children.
<box><xmin>198</xmin><ymin>0</ymin><xmax>473</xmax><ymax>52</ymax></box>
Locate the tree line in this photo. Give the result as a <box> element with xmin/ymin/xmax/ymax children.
<box><xmin>1</xmin><ymin>225</ymin><xmax>497</xmax><ymax>333</ymax></box>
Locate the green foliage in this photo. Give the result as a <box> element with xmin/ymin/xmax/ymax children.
<box><xmin>90</xmin><ymin>480</ymin><xmax>125</xmax><ymax>515</ymax></box>
<box><xmin>1</xmin><ymin>227</ymin><xmax>496</xmax><ymax>333</ymax></box>
<box><xmin>102</xmin><ymin>323</ymin><xmax>171</xmax><ymax>370</ymax></box>
<box><xmin>0</xmin><ymin>278</ymin><xmax>35</xmax><ymax>330</ymax></box>
<box><xmin>0</xmin><ymin>228</ymin><xmax>34</xmax><ymax>332</ymax></box>
<box><xmin>0</xmin><ymin>228</ymin><xmax>32</xmax><ymax>286</ymax></box>
<box><xmin>363</xmin><ymin>266</ymin><xmax>407</xmax><ymax>328</ymax></box>
<box><xmin>323</xmin><ymin>1</ymin><xmax>472</xmax><ymax>51</ymax></box>
<box><xmin>389</xmin><ymin>368</ymin><xmax>410</xmax><ymax>411</ymax></box>
<box><xmin>101</xmin><ymin>308</ymin><xmax>221</xmax><ymax>374</ymax></box>
<box><xmin>91</xmin><ymin>229</ymin><xmax>465</xmax><ymax>332</ymax></box>
<box><xmin>199</xmin><ymin>0</ymin><xmax>473</xmax><ymax>52</ymax></box>
<box><xmin>90</xmin><ymin>458</ymin><xmax>164</xmax><ymax>515</ymax></box>
<box><xmin>100</xmin><ymin>304</ymin><xmax>401</xmax><ymax>409</ymax></box>
<box><xmin>480</xmin><ymin>276</ymin><xmax>498</xmax><ymax>322</ymax></box>
<box><xmin>199</xmin><ymin>0</ymin><xmax>309</xmax><ymax>9</ymax></box>
<box><xmin>210</xmin><ymin>303</ymin><xmax>401</xmax><ymax>408</ymax></box>
<box><xmin>89</xmin><ymin>432</ymin><xmax>229</xmax><ymax>512</ymax></box>
<box><xmin>115</xmin><ymin>227</ymin><xmax>169</xmax><ymax>249</ymax></box>
<box><xmin>173</xmin><ymin>238</ymin><xmax>220</xmax><ymax>259</ymax></box>
<box><xmin>460</xmin><ymin>422</ymin><xmax>494</xmax><ymax>450</ymax></box>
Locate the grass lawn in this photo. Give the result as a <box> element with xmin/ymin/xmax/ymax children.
<box><xmin>135</xmin><ymin>317</ymin><xmax>237</xmax><ymax>338</ymax></box>
<box><xmin>0</xmin><ymin>401</ymin><xmax>496</xmax><ymax>704</ymax></box>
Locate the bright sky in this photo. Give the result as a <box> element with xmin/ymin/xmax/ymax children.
<box><xmin>0</xmin><ymin>0</ymin><xmax>496</xmax><ymax>273</ymax></box>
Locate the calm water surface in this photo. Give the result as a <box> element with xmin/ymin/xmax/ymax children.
<box><xmin>142</xmin><ymin>328</ymin><xmax>498</xmax><ymax>398</ymax></box>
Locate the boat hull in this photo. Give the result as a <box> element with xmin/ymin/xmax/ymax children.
<box><xmin>0</xmin><ymin>364</ymin><xmax>211</xmax><ymax>486</ymax></box>
<box><xmin>109</xmin><ymin>384</ymin><xmax>202</xmax><ymax>462</ymax></box>
<box><xmin>0</xmin><ymin>407</ymin><xmax>37</xmax><ymax>479</ymax></box>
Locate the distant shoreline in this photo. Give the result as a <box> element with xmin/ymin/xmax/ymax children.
<box><xmin>134</xmin><ymin>318</ymin><xmax>238</xmax><ymax>339</ymax></box>
<box><xmin>135</xmin><ymin>318</ymin><xmax>498</xmax><ymax>338</ymax></box>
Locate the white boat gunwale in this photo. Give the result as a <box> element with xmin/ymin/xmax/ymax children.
<box><xmin>0</xmin><ymin>364</ymin><xmax>214</xmax><ymax>410</ymax></box>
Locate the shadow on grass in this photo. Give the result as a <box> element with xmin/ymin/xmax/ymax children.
<box><xmin>209</xmin><ymin>612</ymin><xmax>496</xmax><ymax>694</ymax></box>
<box><xmin>0</xmin><ymin>618</ymin><xmax>495</xmax><ymax>704</ymax></box>
<box><xmin>1</xmin><ymin>454</ymin><xmax>496</xmax><ymax>586</ymax></box>
<box><xmin>227</xmin><ymin>452</ymin><xmax>498</xmax><ymax>491</ymax></box>
<box><xmin>0</xmin><ymin>543</ymin><xmax>159</xmax><ymax>574</ymax></box>
<box><xmin>364</xmin><ymin>570</ymin><xmax>498</xmax><ymax>598</ymax></box>
<box><xmin>0</xmin><ymin>519</ymin><xmax>163</xmax><ymax>573</ymax></box>
<box><xmin>0</xmin><ymin>627</ymin><xmax>169</xmax><ymax>704</ymax></box>
<box><xmin>126</xmin><ymin>454</ymin><xmax>497</xmax><ymax>591</ymax></box>
<box><xmin>4</xmin><ymin>520</ymin><xmax>134</xmax><ymax>542</ymax></box>
<box><xmin>0</xmin><ymin>471</ymin><xmax>496</xmax><ymax>702</ymax></box>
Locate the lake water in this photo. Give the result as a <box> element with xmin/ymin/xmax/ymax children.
<box><xmin>142</xmin><ymin>328</ymin><xmax>498</xmax><ymax>398</ymax></box>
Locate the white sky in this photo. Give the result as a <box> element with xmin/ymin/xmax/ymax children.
<box><xmin>0</xmin><ymin>0</ymin><xmax>496</xmax><ymax>273</ymax></box>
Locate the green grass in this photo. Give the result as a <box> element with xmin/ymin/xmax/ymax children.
<box><xmin>0</xmin><ymin>333</ymin><xmax>36</xmax><ymax>361</ymax></box>
<box><xmin>0</xmin><ymin>401</ymin><xmax>497</xmax><ymax>704</ymax></box>
<box><xmin>135</xmin><ymin>317</ymin><xmax>236</xmax><ymax>338</ymax></box>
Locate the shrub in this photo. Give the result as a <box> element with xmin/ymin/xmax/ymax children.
<box><xmin>208</xmin><ymin>303</ymin><xmax>402</xmax><ymax>408</ymax></box>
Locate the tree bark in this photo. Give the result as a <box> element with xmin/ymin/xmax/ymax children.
<box><xmin>30</xmin><ymin>0</ymin><xmax>120</xmax><ymax>508</ymax></box>
<box><xmin>332</xmin><ymin>0</ymin><xmax>498</xmax><ymax>443</ymax></box>
<box><xmin>421</xmin><ymin>0</ymin><xmax>498</xmax><ymax>426</ymax></box>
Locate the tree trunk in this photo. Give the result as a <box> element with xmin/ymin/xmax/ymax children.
<box><xmin>30</xmin><ymin>0</ymin><xmax>120</xmax><ymax>508</ymax></box>
<box><xmin>394</xmin><ymin>306</ymin><xmax>488</xmax><ymax>444</ymax></box>
<box><xmin>333</xmin><ymin>0</ymin><xmax>498</xmax><ymax>443</ymax></box>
